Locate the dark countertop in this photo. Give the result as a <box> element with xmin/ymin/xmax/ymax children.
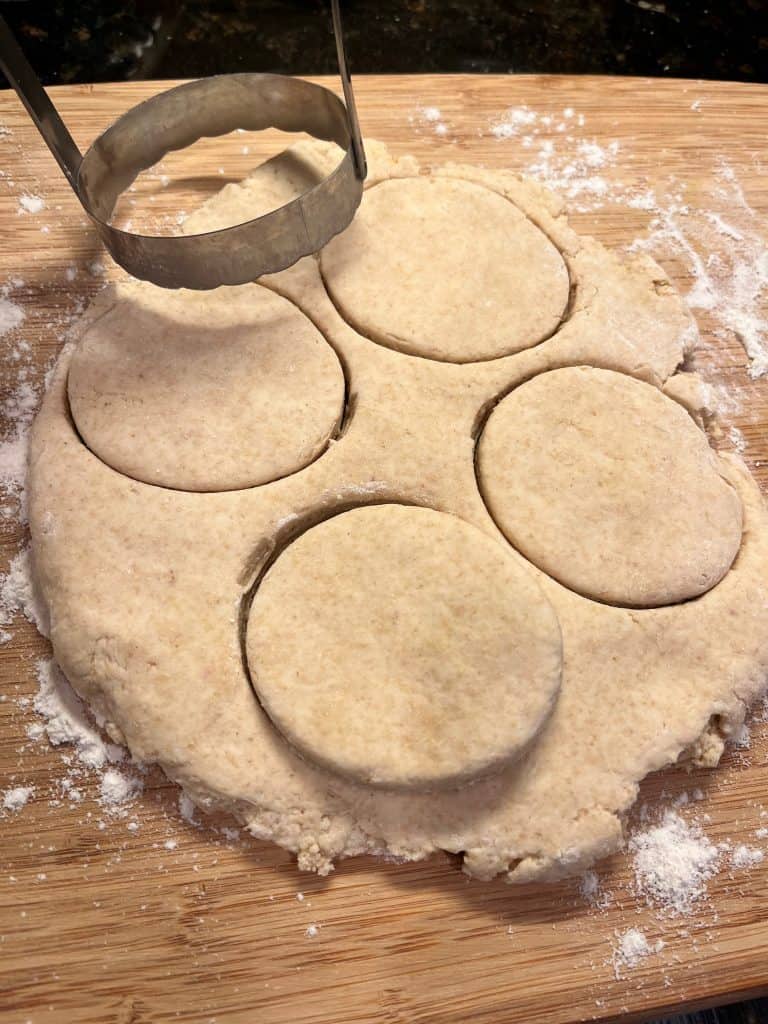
<box><xmin>0</xmin><ymin>3</ymin><xmax>766</xmax><ymax>1023</ymax></box>
<box><xmin>0</xmin><ymin>0</ymin><xmax>766</xmax><ymax>85</ymax></box>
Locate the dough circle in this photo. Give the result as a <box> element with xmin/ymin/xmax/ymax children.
<box><xmin>67</xmin><ymin>282</ymin><xmax>346</xmax><ymax>492</ymax></box>
<box><xmin>246</xmin><ymin>504</ymin><xmax>563</xmax><ymax>789</ymax></box>
<box><xmin>476</xmin><ymin>366</ymin><xmax>743</xmax><ymax>608</ymax></box>
<box><xmin>320</xmin><ymin>177</ymin><xmax>570</xmax><ymax>362</ymax></box>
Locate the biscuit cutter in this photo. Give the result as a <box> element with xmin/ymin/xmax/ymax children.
<box><xmin>0</xmin><ymin>1</ymin><xmax>366</xmax><ymax>289</ymax></box>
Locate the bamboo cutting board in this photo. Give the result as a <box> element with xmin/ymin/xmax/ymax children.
<box><xmin>1</xmin><ymin>75</ymin><xmax>768</xmax><ymax>1024</ymax></box>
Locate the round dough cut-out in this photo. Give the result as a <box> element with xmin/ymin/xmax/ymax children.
<box><xmin>67</xmin><ymin>282</ymin><xmax>346</xmax><ymax>492</ymax></box>
<box><xmin>320</xmin><ymin>177</ymin><xmax>569</xmax><ymax>362</ymax></box>
<box><xmin>477</xmin><ymin>366</ymin><xmax>743</xmax><ymax>608</ymax></box>
<box><xmin>246</xmin><ymin>504</ymin><xmax>563</xmax><ymax>789</ymax></box>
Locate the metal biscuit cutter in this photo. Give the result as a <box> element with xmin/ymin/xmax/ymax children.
<box><xmin>0</xmin><ymin>1</ymin><xmax>367</xmax><ymax>289</ymax></box>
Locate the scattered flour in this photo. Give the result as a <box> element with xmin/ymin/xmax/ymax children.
<box><xmin>0</xmin><ymin>295</ymin><xmax>24</xmax><ymax>336</ymax></box>
<box><xmin>100</xmin><ymin>768</ymin><xmax>142</xmax><ymax>807</ymax></box>
<box><xmin>579</xmin><ymin>868</ymin><xmax>612</xmax><ymax>909</ymax></box>
<box><xmin>305</xmin><ymin>924</ymin><xmax>319</xmax><ymax>938</ymax></box>
<box><xmin>18</xmin><ymin>194</ymin><xmax>45</xmax><ymax>215</ymax></box>
<box><xmin>3</xmin><ymin>785</ymin><xmax>34</xmax><ymax>812</ymax></box>
<box><xmin>629</xmin><ymin>811</ymin><xmax>722</xmax><ymax>914</ymax></box>
<box><xmin>730</xmin><ymin>844</ymin><xmax>764</xmax><ymax>870</ymax></box>
<box><xmin>179</xmin><ymin>791</ymin><xmax>196</xmax><ymax>824</ymax></box>
<box><xmin>631</xmin><ymin>164</ymin><xmax>768</xmax><ymax>380</ymax></box>
<box><xmin>0</xmin><ymin>379</ymin><xmax>38</xmax><ymax>522</ymax></box>
<box><xmin>33</xmin><ymin>658</ymin><xmax>123</xmax><ymax>769</ymax></box>
<box><xmin>612</xmin><ymin>927</ymin><xmax>664</xmax><ymax>977</ymax></box>
<box><xmin>0</xmin><ymin>546</ymin><xmax>50</xmax><ymax>642</ymax></box>
<box><xmin>409</xmin><ymin>105</ymin><xmax>451</xmax><ymax>138</ymax></box>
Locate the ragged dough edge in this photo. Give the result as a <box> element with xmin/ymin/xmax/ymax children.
<box><xmin>27</xmin><ymin>141</ymin><xmax>768</xmax><ymax>886</ymax></box>
<box><xmin>662</xmin><ymin>371</ymin><xmax>719</xmax><ymax>429</ymax></box>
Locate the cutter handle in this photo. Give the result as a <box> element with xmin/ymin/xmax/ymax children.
<box><xmin>0</xmin><ymin>15</ymin><xmax>82</xmax><ymax>190</ymax></box>
<box><xmin>331</xmin><ymin>0</ymin><xmax>367</xmax><ymax>181</ymax></box>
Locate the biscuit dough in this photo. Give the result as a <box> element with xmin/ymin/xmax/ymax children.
<box><xmin>68</xmin><ymin>284</ymin><xmax>345</xmax><ymax>491</ymax></box>
<box><xmin>320</xmin><ymin>176</ymin><xmax>570</xmax><ymax>362</ymax></box>
<box><xmin>477</xmin><ymin>366</ymin><xmax>743</xmax><ymax>607</ymax></box>
<box><xmin>28</xmin><ymin>139</ymin><xmax>768</xmax><ymax>883</ymax></box>
<box><xmin>247</xmin><ymin>504</ymin><xmax>562</xmax><ymax>788</ymax></box>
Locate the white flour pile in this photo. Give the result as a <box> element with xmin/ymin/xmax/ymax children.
<box><xmin>2</xmin><ymin>784</ymin><xmax>34</xmax><ymax>812</ymax></box>
<box><xmin>17</xmin><ymin>193</ymin><xmax>44</xmax><ymax>215</ymax></box>
<box><xmin>611</xmin><ymin>927</ymin><xmax>664</xmax><ymax>978</ymax></box>
<box><xmin>628</xmin><ymin>810</ymin><xmax>723</xmax><ymax>915</ymax></box>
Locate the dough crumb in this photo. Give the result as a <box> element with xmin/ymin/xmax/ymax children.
<box><xmin>305</xmin><ymin>924</ymin><xmax>319</xmax><ymax>938</ymax></box>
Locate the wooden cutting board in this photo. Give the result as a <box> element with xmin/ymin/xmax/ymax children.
<box><xmin>1</xmin><ymin>74</ymin><xmax>768</xmax><ymax>1024</ymax></box>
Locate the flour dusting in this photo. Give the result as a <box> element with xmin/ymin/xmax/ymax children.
<box><xmin>629</xmin><ymin>810</ymin><xmax>722</xmax><ymax>914</ymax></box>
<box><xmin>0</xmin><ymin>295</ymin><xmax>24</xmax><ymax>336</ymax></box>
<box><xmin>3</xmin><ymin>785</ymin><xmax>34</xmax><ymax>812</ymax></box>
<box><xmin>730</xmin><ymin>844</ymin><xmax>764</xmax><ymax>870</ymax></box>
<box><xmin>100</xmin><ymin>768</ymin><xmax>142</xmax><ymax>808</ymax></box>
<box><xmin>18</xmin><ymin>193</ymin><xmax>45</xmax><ymax>215</ymax></box>
<box><xmin>34</xmin><ymin>658</ymin><xmax>123</xmax><ymax>769</ymax></box>
<box><xmin>611</xmin><ymin>927</ymin><xmax>664</xmax><ymax>977</ymax></box>
<box><xmin>0</xmin><ymin>546</ymin><xmax>49</xmax><ymax>642</ymax></box>
<box><xmin>0</xmin><ymin>379</ymin><xmax>38</xmax><ymax>523</ymax></box>
<box><xmin>409</xmin><ymin>104</ymin><xmax>452</xmax><ymax>138</ymax></box>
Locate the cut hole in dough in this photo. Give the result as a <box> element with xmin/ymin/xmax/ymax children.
<box><xmin>246</xmin><ymin>504</ymin><xmax>562</xmax><ymax>789</ymax></box>
<box><xmin>320</xmin><ymin>177</ymin><xmax>570</xmax><ymax>362</ymax></box>
<box><xmin>476</xmin><ymin>366</ymin><xmax>743</xmax><ymax>608</ymax></box>
<box><xmin>67</xmin><ymin>282</ymin><xmax>346</xmax><ymax>492</ymax></box>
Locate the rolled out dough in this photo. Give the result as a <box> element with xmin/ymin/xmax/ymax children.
<box><xmin>477</xmin><ymin>366</ymin><xmax>743</xmax><ymax>607</ymax></box>
<box><xmin>27</xmin><ymin>138</ymin><xmax>768</xmax><ymax>884</ymax></box>
<box><xmin>247</xmin><ymin>504</ymin><xmax>562</xmax><ymax>789</ymax></box>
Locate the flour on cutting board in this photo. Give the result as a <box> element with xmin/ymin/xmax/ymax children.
<box><xmin>611</xmin><ymin>927</ymin><xmax>665</xmax><ymax>978</ymax></box>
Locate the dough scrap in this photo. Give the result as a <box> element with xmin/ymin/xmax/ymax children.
<box><xmin>68</xmin><ymin>282</ymin><xmax>345</xmax><ymax>491</ymax></box>
<box><xmin>320</xmin><ymin>176</ymin><xmax>570</xmax><ymax>362</ymax></box>
<box><xmin>247</xmin><ymin>504</ymin><xmax>562</xmax><ymax>789</ymax></box>
<box><xmin>28</xmin><ymin>139</ymin><xmax>768</xmax><ymax>884</ymax></box>
<box><xmin>476</xmin><ymin>366</ymin><xmax>743</xmax><ymax>607</ymax></box>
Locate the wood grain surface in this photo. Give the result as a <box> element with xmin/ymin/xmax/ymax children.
<box><xmin>1</xmin><ymin>74</ymin><xmax>768</xmax><ymax>1024</ymax></box>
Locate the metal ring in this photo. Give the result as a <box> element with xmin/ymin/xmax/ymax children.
<box><xmin>78</xmin><ymin>73</ymin><xmax>364</xmax><ymax>290</ymax></box>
